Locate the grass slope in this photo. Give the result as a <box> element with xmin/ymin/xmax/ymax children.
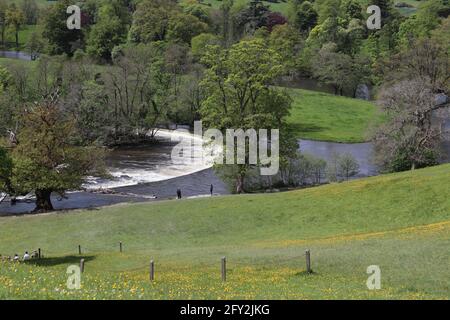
<box><xmin>0</xmin><ymin>164</ymin><xmax>449</xmax><ymax>299</ymax></box>
<box><xmin>286</xmin><ymin>88</ymin><xmax>382</xmax><ymax>143</ymax></box>
<box><xmin>198</xmin><ymin>0</ymin><xmax>290</xmax><ymax>15</ymax></box>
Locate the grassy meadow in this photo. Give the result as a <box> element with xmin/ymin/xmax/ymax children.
<box><xmin>0</xmin><ymin>164</ymin><xmax>449</xmax><ymax>299</ymax></box>
<box><xmin>287</xmin><ymin>88</ymin><xmax>382</xmax><ymax>142</ymax></box>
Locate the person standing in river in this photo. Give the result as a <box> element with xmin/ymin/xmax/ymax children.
<box><xmin>210</xmin><ymin>184</ymin><xmax>214</xmax><ymax>196</ymax></box>
<box><xmin>177</xmin><ymin>189</ymin><xmax>182</xmax><ymax>199</ymax></box>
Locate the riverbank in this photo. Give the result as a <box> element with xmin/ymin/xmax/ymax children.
<box><xmin>0</xmin><ymin>168</ymin><xmax>229</xmax><ymax>216</ymax></box>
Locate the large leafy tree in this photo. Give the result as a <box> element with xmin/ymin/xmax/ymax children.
<box><xmin>167</xmin><ymin>12</ymin><xmax>208</xmax><ymax>45</ymax></box>
<box><xmin>235</xmin><ymin>0</ymin><xmax>270</xmax><ymax>36</ymax></box>
<box><xmin>5</xmin><ymin>101</ymin><xmax>106</xmax><ymax>212</ymax></box>
<box><xmin>42</xmin><ymin>0</ymin><xmax>84</xmax><ymax>55</ymax></box>
<box><xmin>311</xmin><ymin>43</ymin><xmax>371</xmax><ymax>96</ymax></box>
<box><xmin>294</xmin><ymin>1</ymin><xmax>318</xmax><ymax>33</ymax></box>
<box><xmin>86</xmin><ymin>2</ymin><xmax>129</xmax><ymax>60</ymax></box>
<box><xmin>200</xmin><ymin>39</ymin><xmax>295</xmax><ymax>193</ymax></box>
<box><xmin>21</xmin><ymin>0</ymin><xmax>39</xmax><ymax>25</ymax></box>
<box><xmin>5</xmin><ymin>4</ymin><xmax>25</xmax><ymax>48</ymax></box>
<box><xmin>269</xmin><ymin>24</ymin><xmax>304</xmax><ymax>75</ymax></box>
<box><xmin>129</xmin><ymin>0</ymin><xmax>178</xmax><ymax>43</ymax></box>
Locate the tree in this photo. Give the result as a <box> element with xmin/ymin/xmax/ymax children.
<box><xmin>431</xmin><ymin>16</ymin><xmax>450</xmax><ymax>54</ymax></box>
<box><xmin>181</xmin><ymin>0</ymin><xmax>210</xmax><ymax>24</ymax></box>
<box><xmin>373</xmin><ymin>80</ymin><xmax>449</xmax><ymax>172</ymax></box>
<box><xmin>0</xmin><ymin>65</ymin><xmax>11</xmax><ymax>90</ymax></box>
<box><xmin>340</xmin><ymin>0</ymin><xmax>363</xmax><ymax>21</ymax></box>
<box><xmin>86</xmin><ymin>3</ymin><xmax>128</xmax><ymax>60</ymax></box>
<box><xmin>219</xmin><ymin>0</ymin><xmax>234</xmax><ymax>47</ymax></box>
<box><xmin>294</xmin><ymin>1</ymin><xmax>318</xmax><ymax>33</ymax></box>
<box><xmin>104</xmin><ymin>44</ymin><xmax>173</xmax><ymax>143</ymax></box>
<box><xmin>397</xmin><ymin>0</ymin><xmax>448</xmax><ymax>48</ymax></box>
<box><xmin>312</xmin><ymin>43</ymin><xmax>370</xmax><ymax>95</ymax></box>
<box><xmin>366</xmin><ymin>0</ymin><xmax>395</xmax><ymax>21</ymax></box>
<box><xmin>25</xmin><ymin>30</ymin><xmax>43</xmax><ymax>60</ymax></box>
<box><xmin>337</xmin><ymin>153</ymin><xmax>359</xmax><ymax>180</ymax></box>
<box><xmin>269</xmin><ymin>24</ymin><xmax>304</xmax><ymax>75</ymax></box>
<box><xmin>7</xmin><ymin>100</ymin><xmax>106</xmax><ymax>212</ymax></box>
<box><xmin>129</xmin><ymin>0</ymin><xmax>178</xmax><ymax>43</ymax></box>
<box><xmin>191</xmin><ymin>33</ymin><xmax>220</xmax><ymax>59</ymax></box>
<box><xmin>0</xmin><ymin>0</ymin><xmax>7</xmax><ymax>45</ymax></box>
<box><xmin>75</xmin><ymin>80</ymin><xmax>110</xmax><ymax>144</ymax></box>
<box><xmin>42</xmin><ymin>0</ymin><xmax>84</xmax><ymax>55</ymax></box>
<box><xmin>266</xmin><ymin>12</ymin><xmax>287</xmax><ymax>32</ymax></box>
<box><xmin>380</xmin><ymin>39</ymin><xmax>450</xmax><ymax>93</ymax></box>
<box><xmin>5</xmin><ymin>4</ymin><xmax>25</xmax><ymax>48</ymax></box>
<box><xmin>167</xmin><ymin>12</ymin><xmax>208</xmax><ymax>45</ymax></box>
<box><xmin>235</xmin><ymin>0</ymin><xmax>270</xmax><ymax>36</ymax></box>
<box><xmin>200</xmin><ymin>39</ymin><xmax>294</xmax><ymax>193</ymax></box>
<box><xmin>0</xmin><ymin>145</ymin><xmax>13</xmax><ymax>195</ymax></box>
<box><xmin>21</xmin><ymin>0</ymin><xmax>38</xmax><ymax>25</ymax></box>
<box><xmin>311</xmin><ymin>43</ymin><xmax>351</xmax><ymax>95</ymax></box>
<box><xmin>316</xmin><ymin>0</ymin><xmax>342</xmax><ymax>24</ymax></box>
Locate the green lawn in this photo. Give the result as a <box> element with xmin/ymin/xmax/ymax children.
<box><xmin>0</xmin><ymin>164</ymin><xmax>449</xmax><ymax>299</ymax></box>
<box><xmin>194</xmin><ymin>0</ymin><xmax>290</xmax><ymax>15</ymax></box>
<box><xmin>6</xmin><ymin>0</ymin><xmax>53</xmax><ymax>8</ymax></box>
<box><xmin>394</xmin><ymin>0</ymin><xmax>420</xmax><ymax>16</ymax></box>
<box><xmin>286</xmin><ymin>88</ymin><xmax>382</xmax><ymax>143</ymax></box>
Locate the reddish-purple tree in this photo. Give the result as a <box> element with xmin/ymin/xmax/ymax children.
<box><xmin>267</xmin><ymin>12</ymin><xmax>287</xmax><ymax>31</ymax></box>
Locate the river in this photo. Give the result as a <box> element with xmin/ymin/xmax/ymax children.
<box><xmin>0</xmin><ymin>50</ymin><xmax>32</xmax><ymax>61</ymax></box>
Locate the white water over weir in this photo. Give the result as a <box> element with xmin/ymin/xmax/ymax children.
<box><xmin>84</xmin><ymin>129</ymin><xmax>221</xmax><ymax>190</ymax></box>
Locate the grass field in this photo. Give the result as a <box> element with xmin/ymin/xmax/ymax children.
<box><xmin>6</xmin><ymin>0</ymin><xmax>52</xmax><ymax>8</ymax></box>
<box><xmin>0</xmin><ymin>164</ymin><xmax>449</xmax><ymax>299</ymax></box>
<box><xmin>194</xmin><ymin>0</ymin><xmax>290</xmax><ymax>15</ymax></box>
<box><xmin>286</xmin><ymin>88</ymin><xmax>382</xmax><ymax>143</ymax></box>
<box><xmin>394</xmin><ymin>0</ymin><xmax>421</xmax><ymax>16</ymax></box>
<box><xmin>3</xmin><ymin>25</ymin><xmax>39</xmax><ymax>50</ymax></box>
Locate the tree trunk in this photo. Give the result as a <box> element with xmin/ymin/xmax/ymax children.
<box><xmin>236</xmin><ymin>175</ymin><xmax>244</xmax><ymax>194</ymax></box>
<box><xmin>34</xmin><ymin>189</ymin><xmax>54</xmax><ymax>212</ymax></box>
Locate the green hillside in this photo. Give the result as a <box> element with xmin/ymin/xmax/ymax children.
<box><xmin>0</xmin><ymin>164</ymin><xmax>449</xmax><ymax>299</ymax></box>
<box><xmin>287</xmin><ymin>88</ymin><xmax>381</xmax><ymax>142</ymax></box>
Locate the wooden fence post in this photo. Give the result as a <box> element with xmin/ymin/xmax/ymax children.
<box><xmin>80</xmin><ymin>258</ymin><xmax>85</xmax><ymax>273</ymax></box>
<box><xmin>78</xmin><ymin>245</ymin><xmax>81</xmax><ymax>255</ymax></box>
<box><xmin>150</xmin><ymin>260</ymin><xmax>155</xmax><ymax>281</ymax></box>
<box><xmin>305</xmin><ymin>249</ymin><xmax>311</xmax><ymax>274</ymax></box>
<box><xmin>221</xmin><ymin>257</ymin><xmax>227</xmax><ymax>282</ymax></box>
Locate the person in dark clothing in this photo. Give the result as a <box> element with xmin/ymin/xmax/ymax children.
<box><xmin>177</xmin><ymin>189</ymin><xmax>182</xmax><ymax>199</ymax></box>
<box><xmin>210</xmin><ymin>184</ymin><xmax>214</xmax><ymax>196</ymax></box>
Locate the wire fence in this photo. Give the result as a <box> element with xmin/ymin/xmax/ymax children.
<box><xmin>1</xmin><ymin>243</ymin><xmax>313</xmax><ymax>276</ymax></box>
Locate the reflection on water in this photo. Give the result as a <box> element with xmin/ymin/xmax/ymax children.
<box><xmin>299</xmin><ymin>139</ymin><xmax>378</xmax><ymax>177</ymax></box>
